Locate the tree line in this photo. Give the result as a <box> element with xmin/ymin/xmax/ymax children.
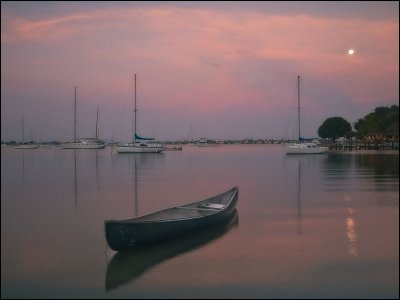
<box><xmin>318</xmin><ymin>105</ymin><xmax>399</xmax><ymax>140</ymax></box>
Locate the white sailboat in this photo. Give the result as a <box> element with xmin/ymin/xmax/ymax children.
<box><xmin>114</xmin><ymin>74</ymin><xmax>164</xmax><ymax>153</ymax></box>
<box><xmin>61</xmin><ymin>87</ymin><xmax>106</xmax><ymax>149</ymax></box>
<box><xmin>197</xmin><ymin>137</ymin><xmax>209</xmax><ymax>147</ymax></box>
<box><xmin>285</xmin><ymin>76</ymin><xmax>328</xmax><ymax>154</ymax></box>
<box><xmin>14</xmin><ymin>114</ymin><xmax>40</xmax><ymax>149</ymax></box>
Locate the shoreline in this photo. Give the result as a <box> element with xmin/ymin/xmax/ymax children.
<box><xmin>329</xmin><ymin>149</ymin><xmax>399</xmax><ymax>155</ymax></box>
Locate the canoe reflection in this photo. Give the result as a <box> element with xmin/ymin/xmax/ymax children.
<box><xmin>105</xmin><ymin>210</ymin><xmax>239</xmax><ymax>291</ymax></box>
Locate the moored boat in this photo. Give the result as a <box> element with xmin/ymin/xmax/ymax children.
<box><xmin>114</xmin><ymin>74</ymin><xmax>164</xmax><ymax>153</ymax></box>
<box><xmin>285</xmin><ymin>76</ymin><xmax>328</xmax><ymax>155</ymax></box>
<box><xmin>114</xmin><ymin>141</ymin><xmax>164</xmax><ymax>153</ymax></box>
<box><xmin>13</xmin><ymin>114</ymin><xmax>40</xmax><ymax>149</ymax></box>
<box><xmin>61</xmin><ymin>138</ymin><xmax>106</xmax><ymax>149</ymax></box>
<box><xmin>61</xmin><ymin>88</ymin><xmax>106</xmax><ymax>149</ymax></box>
<box><xmin>105</xmin><ymin>186</ymin><xmax>239</xmax><ymax>251</ymax></box>
<box><xmin>286</xmin><ymin>142</ymin><xmax>328</xmax><ymax>154</ymax></box>
<box><xmin>14</xmin><ymin>143</ymin><xmax>40</xmax><ymax>149</ymax></box>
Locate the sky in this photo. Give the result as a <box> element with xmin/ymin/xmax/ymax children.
<box><xmin>1</xmin><ymin>1</ymin><xmax>398</xmax><ymax>142</ymax></box>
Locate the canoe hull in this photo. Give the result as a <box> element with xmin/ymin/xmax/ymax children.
<box><xmin>105</xmin><ymin>187</ymin><xmax>238</xmax><ymax>251</ymax></box>
<box><xmin>106</xmin><ymin>210</ymin><xmax>238</xmax><ymax>290</ymax></box>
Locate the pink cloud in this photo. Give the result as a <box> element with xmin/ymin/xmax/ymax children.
<box><xmin>1</xmin><ymin>9</ymin><xmax>94</xmax><ymax>44</ymax></box>
<box><xmin>1</xmin><ymin>4</ymin><xmax>398</xmax><ymax>140</ymax></box>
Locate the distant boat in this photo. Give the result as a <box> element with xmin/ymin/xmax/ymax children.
<box><xmin>61</xmin><ymin>87</ymin><xmax>106</xmax><ymax>149</ymax></box>
<box><xmin>286</xmin><ymin>142</ymin><xmax>328</xmax><ymax>154</ymax></box>
<box><xmin>114</xmin><ymin>74</ymin><xmax>164</xmax><ymax>153</ymax></box>
<box><xmin>14</xmin><ymin>143</ymin><xmax>40</xmax><ymax>149</ymax></box>
<box><xmin>285</xmin><ymin>76</ymin><xmax>328</xmax><ymax>154</ymax></box>
<box><xmin>197</xmin><ymin>137</ymin><xmax>209</xmax><ymax>147</ymax></box>
<box><xmin>165</xmin><ymin>145</ymin><xmax>183</xmax><ymax>151</ymax></box>
<box><xmin>105</xmin><ymin>186</ymin><xmax>239</xmax><ymax>251</ymax></box>
<box><xmin>196</xmin><ymin>138</ymin><xmax>220</xmax><ymax>147</ymax></box>
<box><xmin>13</xmin><ymin>114</ymin><xmax>40</xmax><ymax>149</ymax></box>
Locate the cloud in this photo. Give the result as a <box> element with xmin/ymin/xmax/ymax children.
<box><xmin>1</xmin><ymin>3</ymin><xmax>398</xmax><ymax>140</ymax></box>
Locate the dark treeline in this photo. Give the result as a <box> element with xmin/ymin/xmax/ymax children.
<box><xmin>354</xmin><ymin>105</ymin><xmax>399</xmax><ymax>139</ymax></box>
<box><xmin>318</xmin><ymin>105</ymin><xmax>399</xmax><ymax>141</ymax></box>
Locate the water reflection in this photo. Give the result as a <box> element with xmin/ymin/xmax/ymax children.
<box><xmin>355</xmin><ymin>153</ymin><xmax>399</xmax><ymax>179</ymax></box>
<box><xmin>283</xmin><ymin>155</ymin><xmax>309</xmax><ymax>235</ymax></box>
<box><xmin>15</xmin><ymin>148</ymin><xmax>43</xmax><ymax>190</ymax></box>
<box><xmin>109</xmin><ymin>152</ymin><xmax>166</xmax><ymax>218</ymax></box>
<box><xmin>345</xmin><ymin>207</ymin><xmax>358</xmax><ymax>257</ymax></box>
<box><xmin>21</xmin><ymin>150</ymin><xmax>25</xmax><ymax>184</ymax></box>
<box><xmin>105</xmin><ymin>210</ymin><xmax>239</xmax><ymax>291</ymax></box>
<box><xmin>73</xmin><ymin>149</ymin><xmax>102</xmax><ymax>214</ymax></box>
<box><xmin>322</xmin><ymin>154</ymin><xmax>399</xmax><ymax>189</ymax></box>
<box><xmin>133</xmin><ymin>155</ymin><xmax>138</xmax><ymax>215</ymax></box>
<box><xmin>2</xmin><ymin>145</ymin><xmax>398</xmax><ymax>298</ymax></box>
<box><xmin>74</xmin><ymin>150</ymin><xmax>78</xmax><ymax>213</ymax></box>
<box><xmin>296</xmin><ymin>158</ymin><xmax>303</xmax><ymax>235</ymax></box>
<box><xmin>321</xmin><ymin>153</ymin><xmax>399</xmax><ymax>206</ymax></box>
<box><xmin>16</xmin><ymin>148</ymin><xmax>35</xmax><ymax>186</ymax></box>
<box><xmin>95</xmin><ymin>150</ymin><xmax>100</xmax><ymax>191</ymax></box>
<box><xmin>344</xmin><ymin>194</ymin><xmax>359</xmax><ymax>257</ymax></box>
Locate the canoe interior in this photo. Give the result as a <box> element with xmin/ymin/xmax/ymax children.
<box><xmin>105</xmin><ymin>186</ymin><xmax>238</xmax><ymax>250</ymax></box>
<box><xmin>109</xmin><ymin>186</ymin><xmax>238</xmax><ymax>223</ymax></box>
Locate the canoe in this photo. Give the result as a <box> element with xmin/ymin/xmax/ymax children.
<box><xmin>105</xmin><ymin>186</ymin><xmax>239</xmax><ymax>251</ymax></box>
<box><xmin>106</xmin><ymin>210</ymin><xmax>238</xmax><ymax>291</ymax></box>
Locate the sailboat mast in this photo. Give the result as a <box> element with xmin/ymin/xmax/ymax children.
<box><xmin>21</xmin><ymin>113</ymin><xmax>25</xmax><ymax>144</ymax></box>
<box><xmin>74</xmin><ymin>86</ymin><xmax>77</xmax><ymax>143</ymax></box>
<box><xmin>133</xmin><ymin>74</ymin><xmax>137</xmax><ymax>143</ymax></box>
<box><xmin>186</xmin><ymin>125</ymin><xmax>192</xmax><ymax>143</ymax></box>
<box><xmin>297</xmin><ymin>75</ymin><xmax>301</xmax><ymax>141</ymax></box>
<box><xmin>96</xmin><ymin>106</ymin><xmax>99</xmax><ymax>141</ymax></box>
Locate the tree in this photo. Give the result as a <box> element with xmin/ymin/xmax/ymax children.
<box><xmin>353</xmin><ymin>105</ymin><xmax>399</xmax><ymax>138</ymax></box>
<box><xmin>318</xmin><ymin>117</ymin><xmax>352</xmax><ymax>140</ymax></box>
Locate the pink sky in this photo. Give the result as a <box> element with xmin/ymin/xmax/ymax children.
<box><xmin>1</xmin><ymin>1</ymin><xmax>398</xmax><ymax>142</ymax></box>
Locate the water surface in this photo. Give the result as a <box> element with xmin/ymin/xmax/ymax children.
<box><xmin>1</xmin><ymin>145</ymin><xmax>398</xmax><ymax>298</ymax></box>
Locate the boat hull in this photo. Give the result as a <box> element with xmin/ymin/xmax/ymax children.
<box><xmin>13</xmin><ymin>144</ymin><xmax>40</xmax><ymax>149</ymax></box>
<box><xmin>285</xmin><ymin>143</ymin><xmax>329</xmax><ymax>154</ymax></box>
<box><xmin>105</xmin><ymin>187</ymin><xmax>238</xmax><ymax>250</ymax></box>
<box><xmin>114</xmin><ymin>145</ymin><xmax>164</xmax><ymax>153</ymax></box>
<box><xmin>61</xmin><ymin>143</ymin><xmax>106</xmax><ymax>149</ymax></box>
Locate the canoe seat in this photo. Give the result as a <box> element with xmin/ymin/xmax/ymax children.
<box><xmin>177</xmin><ymin>203</ymin><xmax>225</xmax><ymax>211</ymax></box>
<box><xmin>198</xmin><ymin>203</ymin><xmax>225</xmax><ymax>209</ymax></box>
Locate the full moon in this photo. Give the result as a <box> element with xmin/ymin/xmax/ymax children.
<box><xmin>348</xmin><ymin>49</ymin><xmax>355</xmax><ymax>55</ymax></box>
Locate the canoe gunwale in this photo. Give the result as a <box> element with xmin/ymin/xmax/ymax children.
<box><xmin>105</xmin><ymin>186</ymin><xmax>238</xmax><ymax>224</ymax></box>
<box><xmin>105</xmin><ymin>186</ymin><xmax>239</xmax><ymax>250</ymax></box>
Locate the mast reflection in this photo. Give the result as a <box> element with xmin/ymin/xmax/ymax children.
<box><xmin>74</xmin><ymin>150</ymin><xmax>78</xmax><ymax>214</ymax></box>
<box><xmin>22</xmin><ymin>151</ymin><xmax>25</xmax><ymax>184</ymax></box>
<box><xmin>134</xmin><ymin>155</ymin><xmax>138</xmax><ymax>216</ymax></box>
<box><xmin>283</xmin><ymin>155</ymin><xmax>304</xmax><ymax>235</ymax></box>
<box><xmin>296</xmin><ymin>158</ymin><xmax>303</xmax><ymax>235</ymax></box>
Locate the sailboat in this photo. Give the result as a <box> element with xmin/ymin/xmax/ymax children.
<box><xmin>285</xmin><ymin>76</ymin><xmax>328</xmax><ymax>154</ymax></box>
<box><xmin>13</xmin><ymin>114</ymin><xmax>40</xmax><ymax>149</ymax></box>
<box><xmin>114</xmin><ymin>74</ymin><xmax>164</xmax><ymax>153</ymax></box>
<box><xmin>61</xmin><ymin>87</ymin><xmax>106</xmax><ymax>149</ymax></box>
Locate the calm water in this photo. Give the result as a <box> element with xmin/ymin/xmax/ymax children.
<box><xmin>1</xmin><ymin>144</ymin><xmax>399</xmax><ymax>299</ymax></box>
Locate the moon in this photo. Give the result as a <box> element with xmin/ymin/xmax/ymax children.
<box><xmin>348</xmin><ymin>49</ymin><xmax>355</xmax><ymax>55</ymax></box>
